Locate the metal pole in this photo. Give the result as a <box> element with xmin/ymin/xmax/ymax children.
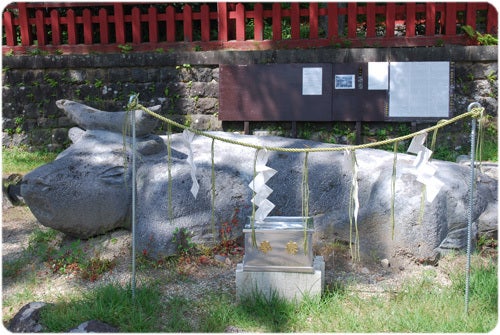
<box><xmin>465</xmin><ymin>102</ymin><xmax>480</xmax><ymax>314</ymax></box>
<box><xmin>131</xmin><ymin>107</ymin><xmax>137</xmax><ymax>300</ymax></box>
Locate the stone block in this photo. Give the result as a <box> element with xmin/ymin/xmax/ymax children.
<box><xmin>236</xmin><ymin>256</ymin><xmax>325</xmax><ymax>302</ymax></box>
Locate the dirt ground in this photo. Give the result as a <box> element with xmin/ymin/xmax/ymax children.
<box><xmin>1</xmin><ymin>189</ymin><xmax>495</xmax><ymax>326</ymax></box>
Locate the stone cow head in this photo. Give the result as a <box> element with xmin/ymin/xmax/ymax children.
<box><xmin>21</xmin><ymin>100</ymin><xmax>166</xmax><ymax>238</ymax></box>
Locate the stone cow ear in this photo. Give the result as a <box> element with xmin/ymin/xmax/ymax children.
<box><xmin>99</xmin><ymin>165</ymin><xmax>126</xmax><ymax>186</ymax></box>
<box><xmin>68</xmin><ymin>127</ymin><xmax>86</xmax><ymax>144</ymax></box>
<box><xmin>56</xmin><ymin>99</ymin><xmax>160</xmax><ymax>136</ymax></box>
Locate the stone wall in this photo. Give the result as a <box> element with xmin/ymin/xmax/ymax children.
<box><xmin>2</xmin><ymin>45</ymin><xmax>497</xmax><ymax>152</ymax></box>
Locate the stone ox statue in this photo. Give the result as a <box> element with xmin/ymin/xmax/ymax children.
<box><xmin>21</xmin><ymin>100</ymin><xmax>497</xmax><ymax>262</ymax></box>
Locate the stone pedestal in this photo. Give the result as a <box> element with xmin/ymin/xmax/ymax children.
<box><xmin>236</xmin><ymin>256</ymin><xmax>325</xmax><ymax>302</ymax></box>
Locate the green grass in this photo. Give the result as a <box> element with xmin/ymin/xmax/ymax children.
<box><xmin>200</xmin><ymin>259</ymin><xmax>497</xmax><ymax>332</ymax></box>
<box><xmin>478</xmin><ymin>137</ymin><xmax>498</xmax><ymax>162</ymax></box>
<box><xmin>2</xmin><ymin>146</ymin><xmax>59</xmax><ymax>174</ymax></box>
<box><xmin>35</xmin><ymin>256</ymin><xmax>497</xmax><ymax>332</ymax></box>
<box><xmin>40</xmin><ymin>283</ymin><xmax>163</xmax><ymax>332</ymax></box>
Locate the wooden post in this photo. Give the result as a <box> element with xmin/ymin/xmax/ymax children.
<box><xmin>406</xmin><ymin>2</ymin><xmax>416</xmax><ymax>37</ymax></box>
<box><xmin>425</xmin><ymin>2</ymin><xmax>436</xmax><ymax>36</ymax></box>
<box><xmin>131</xmin><ymin>7</ymin><xmax>141</xmax><ymax>44</ymax></box>
<box><xmin>201</xmin><ymin>4</ymin><xmax>210</xmax><ymax>42</ymax></box>
<box><xmin>254</xmin><ymin>3</ymin><xmax>264</xmax><ymax>40</ymax></box>
<box><xmin>166</xmin><ymin>5</ymin><xmax>176</xmax><ymax>42</ymax></box>
<box><xmin>386</xmin><ymin>2</ymin><xmax>395</xmax><ymax>38</ymax></box>
<box><xmin>309</xmin><ymin>3</ymin><xmax>319</xmax><ymax>39</ymax></box>
<box><xmin>487</xmin><ymin>3</ymin><xmax>497</xmax><ymax>34</ymax></box>
<box><xmin>83</xmin><ymin>9</ymin><xmax>93</xmax><ymax>44</ymax></box>
<box><xmin>445</xmin><ymin>2</ymin><xmax>457</xmax><ymax>35</ymax></box>
<box><xmin>35</xmin><ymin>9</ymin><xmax>47</xmax><ymax>46</ymax></box>
<box><xmin>148</xmin><ymin>7</ymin><xmax>158</xmax><ymax>43</ymax></box>
<box><xmin>67</xmin><ymin>9</ymin><xmax>77</xmax><ymax>45</ymax></box>
<box><xmin>18</xmin><ymin>3</ymin><xmax>32</xmax><ymax>46</ymax></box>
<box><xmin>465</xmin><ymin>2</ymin><xmax>476</xmax><ymax>30</ymax></box>
<box><xmin>114</xmin><ymin>3</ymin><xmax>125</xmax><ymax>44</ymax></box>
<box><xmin>347</xmin><ymin>2</ymin><xmax>357</xmax><ymax>38</ymax></box>
<box><xmin>217</xmin><ymin>2</ymin><xmax>228</xmax><ymax>42</ymax></box>
<box><xmin>235</xmin><ymin>3</ymin><xmax>245</xmax><ymax>41</ymax></box>
<box><xmin>99</xmin><ymin>8</ymin><xmax>109</xmax><ymax>44</ymax></box>
<box><xmin>291</xmin><ymin>122</ymin><xmax>297</xmax><ymax>138</ymax></box>
<box><xmin>3</xmin><ymin>11</ymin><xmax>15</xmax><ymax>46</ymax></box>
<box><xmin>366</xmin><ymin>3</ymin><xmax>376</xmax><ymax>38</ymax></box>
<box><xmin>272</xmin><ymin>3</ymin><xmax>282</xmax><ymax>40</ymax></box>
<box><xmin>355</xmin><ymin>121</ymin><xmax>362</xmax><ymax>145</ymax></box>
<box><xmin>327</xmin><ymin>3</ymin><xmax>338</xmax><ymax>39</ymax></box>
<box><xmin>291</xmin><ymin>3</ymin><xmax>300</xmax><ymax>39</ymax></box>
<box><xmin>50</xmin><ymin>10</ymin><xmax>61</xmax><ymax>45</ymax></box>
<box><xmin>183</xmin><ymin>4</ymin><xmax>193</xmax><ymax>42</ymax></box>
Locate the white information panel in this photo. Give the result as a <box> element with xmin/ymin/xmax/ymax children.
<box><xmin>302</xmin><ymin>67</ymin><xmax>323</xmax><ymax>95</ymax></box>
<box><xmin>389</xmin><ymin>62</ymin><xmax>450</xmax><ymax>118</ymax></box>
<box><xmin>368</xmin><ymin>62</ymin><xmax>389</xmax><ymax>90</ymax></box>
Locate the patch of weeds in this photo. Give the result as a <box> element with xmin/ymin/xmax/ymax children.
<box><xmin>94</xmin><ymin>78</ymin><xmax>104</xmax><ymax>89</ymax></box>
<box><xmin>44</xmin><ymin>74</ymin><xmax>58</xmax><ymax>88</ymax></box>
<box><xmin>172</xmin><ymin>227</ymin><xmax>196</xmax><ymax>256</ymax></box>
<box><xmin>26</xmin><ymin>229</ymin><xmax>116</xmax><ymax>281</ymax></box>
<box><xmin>80</xmin><ymin>256</ymin><xmax>117</xmax><ymax>282</ymax></box>
<box><xmin>136</xmin><ymin>253</ymin><xmax>177</xmax><ymax>271</ymax></box>
<box><xmin>2</xmin><ymin>257</ymin><xmax>28</xmax><ymax>278</ymax></box>
<box><xmin>212</xmin><ymin>207</ymin><xmax>244</xmax><ymax>257</ymax></box>
<box><xmin>47</xmin><ymin>239</ymin><xmax>85</xmax><ymax>275</ymax></box>
<box><xmin>118</xmin><ymin>43</ymin><xmax>133</xmax><ymax>53</ymax></box>
<box><xmin>27</xmin><ymin>227</ymin><xmax>60</xmax><ymax>259</ymax></box>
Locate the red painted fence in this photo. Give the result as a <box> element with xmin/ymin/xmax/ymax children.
<box><xmin>2</xmin><ymin>2</ymin><xmax>498</xmax><ymax>54</ymax></box>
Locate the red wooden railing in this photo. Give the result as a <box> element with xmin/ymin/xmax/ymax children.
<box><xmin>2</xmin><ymin>2</ymin><xmax>498</xmax><ymax>54</ymax></box>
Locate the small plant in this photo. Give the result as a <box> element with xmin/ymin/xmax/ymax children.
<box><xmin>47</xmin><ymin>239</ymin><xmax>85</xmax><ymax>274</ymax></box>
<box><xmin>176</xmin><ymin>63</ymin><xmax>192</xmax><ymax>70</ymax></box>
<box><xmin>80</xmin><ymin>257</ymin><xmax>117</xmax><ymax>282</ymax></box>
<box><xmin>27</xmin><ymin>48</ymin><xmax>47</xmax><ymax>56</ymax></box>
<box><xmin>118</xmin><ymin>43</ymin><xmax>133</xmax><ymax>53</ymax></box>
<box><xmin>94</xmin><ymin>78</ymin><xmax>104</xmax><ymax>89</ymax></box>
<box><xmin>461</xmin><ymin>25</ymin><xmax>498</xmax><ymax>45</ymax></box>
<box><xmin>172</xmin><ymin>227</ymin><xmax>196</xmax><ymax>255</ymax></box>
<box><xmin>27</xmin><ymin>227</ymin><xmax>59</xmax><ymax>259</ymax></box>
<box><xmin>213</xmin><ymin>207</ymin><xmax>244</xmax><ymax>257</ymax></box>
<box><xmin>44</xmin><ymin>75</ymin><xmax>58</xmax><ymax>88</ymax></box>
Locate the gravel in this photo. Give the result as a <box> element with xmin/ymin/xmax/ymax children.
<box><xmin>2</xmin><ymin>192</ymin><xmax>466</xmax><ymax>325</ymax></box>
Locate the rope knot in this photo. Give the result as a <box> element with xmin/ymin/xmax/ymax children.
<box><xmin>127</xmin><ymin>94</ymin><xmax>140</xmax><ymax>111</ymax></box>
<box><xmin>470</xmin><ymin>107</ymin><xmax>485</xmax><ymax>119</ymax></box>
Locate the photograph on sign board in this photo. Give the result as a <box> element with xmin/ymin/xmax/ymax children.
<box><xmin>335</xmin><ymin>75</ymin><xmax>355</xmax><ymax>89</ymax></box>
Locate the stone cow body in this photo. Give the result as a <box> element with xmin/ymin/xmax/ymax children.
<box><xmin>21</xmin><ymin>100</ymin><xmax>497</xmax><ymax>262</ymax></box>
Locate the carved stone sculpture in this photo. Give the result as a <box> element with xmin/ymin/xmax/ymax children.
<box><xmin>21</xmin><ymin>100</ymin><xmax>497</xmax><ymax>262</ymax></box>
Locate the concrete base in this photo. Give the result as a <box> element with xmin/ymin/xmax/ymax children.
<box><xmin>236</xmin><ymin>256</ymin><xmax>325</xmax><ymax>302</ymax></box>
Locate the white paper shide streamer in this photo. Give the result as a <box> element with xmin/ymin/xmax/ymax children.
<box><xmin>406</xmin><ymin>133</ymin><xmax>444</xmax><ymax>202</ymax></box>
<box><xmin>249</xmin><ymin>150</ymin><xmax>277</xmax><ymax>222</ymax></box>
<box><xmin>182</xmin><ymin>129</ymin><xmax>199</xmax><ymax>199</ymax></box>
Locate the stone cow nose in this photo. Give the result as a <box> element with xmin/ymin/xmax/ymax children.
<box><xmin>33</xmin><ymin>177</ymin><xmax>51</xmax><ymax>190</ymax></box>
<box><xmin>21</xmin><ymin>176</ymin><xmax>50</xmax><ymax>195</ymax></box>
